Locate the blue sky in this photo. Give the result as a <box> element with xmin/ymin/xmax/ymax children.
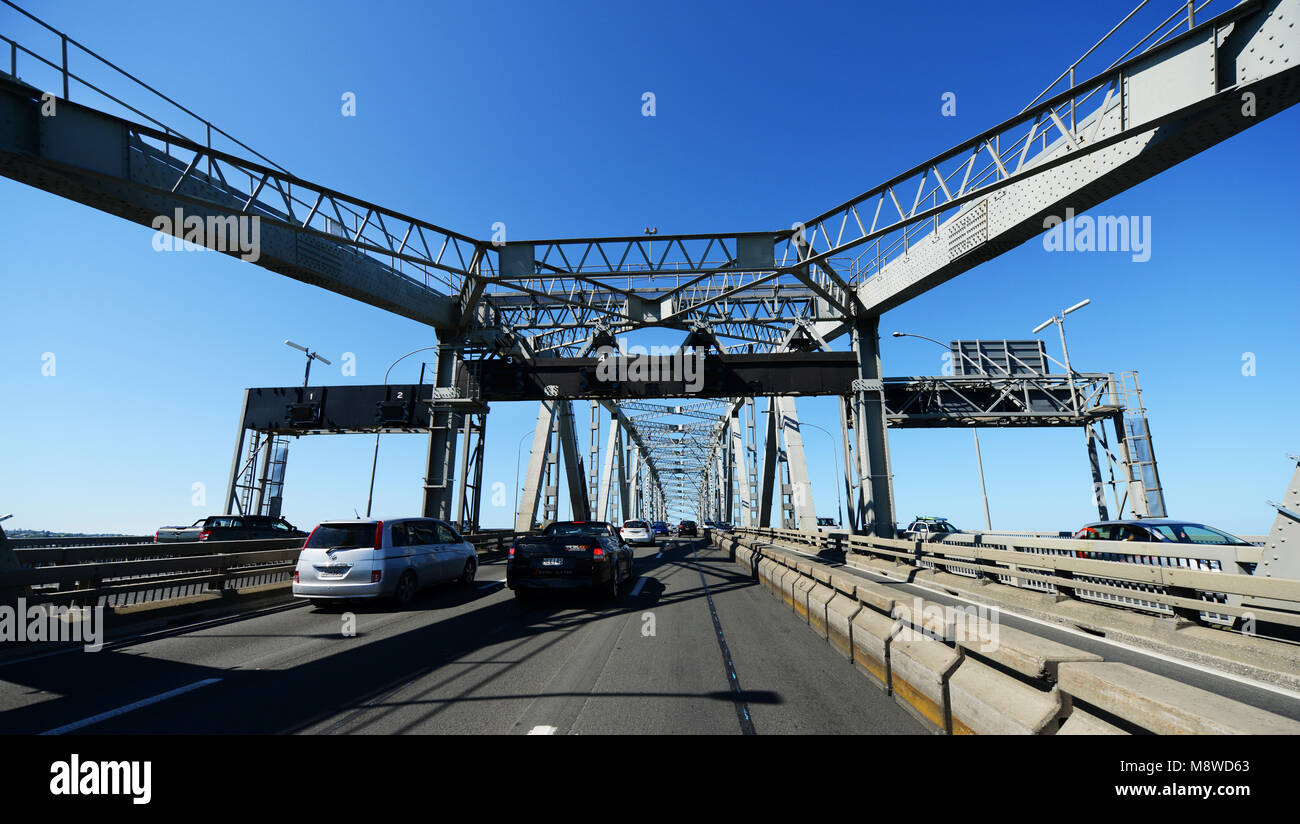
<box><xmin>1</xmin><ymin>0</ymin><xmax>1296</xmax><ymax>536</ymax></box>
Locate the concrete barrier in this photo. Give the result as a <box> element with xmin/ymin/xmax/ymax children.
<box><xmin>1057</xmin><ymin>709</ymin><xmax>1130</xmax><ymax>735</ymax></box>
<box><xmin>852</xmin><ymin>579</ymin><xmax>897</xmax><ymax>617</ymax></box>
<box><xmin>735</xmin><ymin>546</ymin><xmax>753</xmax><ymax>574</ymax></box>
<box><xmin>953</xmin><ymin>619</ymin><xmax>1102</xmax><ymax>680</ymax></box>
<box><xmin>825</xmin><ymin>592</ymin><xmax>861</xmax><ymax>660</ymax></box>
<box><xmin>948</xmin><ymin>656</ymin><xmax>1064</xmax><ymax>735</ymax></box>
<box><xmin>780</xmin><ymin>565</ymin><xmax>801</xmax><ymax>610</ymax></box>
<box><xmin>889</xmin><ymin>631</ymin><xmax>962</xmax><ymax>733</ymax></box>
<box><xmin>1057</xmin><ymin>661</ymin><xmax>1300</xmax><ymax>735</ymax></box>
<box><xmin>807</xmin><ymin>583</ymin><xmax>836</xmax><ymax>639</ymax></box>
<box><xmin>793</xmin><ymin>568</ymin><xmax>817</xmax><ymax>621</ymax></box>
<box><xmin>850</xmin><ymin>605</ymin><xmax>898</xmax><ymax>692</ymax></box>
<box><xmin>730</xmin><ymin>533</ymin><xmax>1297</xmax><ymax>736</ymax></box>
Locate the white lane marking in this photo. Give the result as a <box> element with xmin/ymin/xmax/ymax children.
<box><xmin>40</xmin><ymin>678</ymin><xmax>223</xmax><ymax>735</ymax></box>
<box><xmin>768</xmin><ymin>544</ymin><xmax>1300</xmax><ymax>702</ymax></box>
<box><xmin>527</xmin><ymin>725</ymin><xmax>557</xmax><ymax>735</ymax></box>
<box><xmin>630</xmin><ymin>577</ymin><xmax>648</xmax><ymax>597</ymax></box>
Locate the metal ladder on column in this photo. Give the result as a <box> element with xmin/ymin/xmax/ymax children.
<box><xmin>1119</xmin><ymin>371</ymin><xmax>1167</xmax><ymax>518</ymax></box>
<box><xmin>260</xmin><ymin>436</ymin><xmax>290</xmax><ymax>518</ymax></box>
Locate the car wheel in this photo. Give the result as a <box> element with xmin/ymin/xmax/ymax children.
<box><xmin>393</xmin><ymin>570</ymin><xmax>417</xmax><ymax>607</ymax></box>
<box><xmin>459</xmin><ymin>559</ymin><xmax>476</xmax><ymax>587</ymax></box>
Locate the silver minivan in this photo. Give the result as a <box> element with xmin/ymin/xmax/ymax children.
<box><xmin>293</xmin><ymin>518</ymin><xmax>477</xmax><ymax>606</ymax></box>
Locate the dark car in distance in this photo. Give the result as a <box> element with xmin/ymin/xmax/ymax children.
<box><xmin>1071</xmin><ymin>519</ymin><xmax>1257</xmax><ymax>572</ymax></box>
<box><xmin>507</xmin><ymin>521</ymin><xmax>635</xmax><ymax>600</ymax></box>
<box><xmin>155</xmin><ymin>515</ymin><xmax>306</xmax><ymax>543</ymax></box>
<box><xmin>677</xmin><ymin>520</ymin><xmax>697</xmax><ymax>537</ymax></box>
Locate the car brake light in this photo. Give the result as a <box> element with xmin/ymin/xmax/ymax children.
<box><xmin>508</xmin><ymin>545</ymin><xmax>516</xmax><ymax>558</ymax></box>
<box><xmin>374</xmin><ymin>521</ymin><xmax>384</xmax><ymax>550</ymax></box>
<box><xmin>293</xmin><ymin>570</ymin><xmax>300</xmax><ymax>583</ymax></box>
<box><xmin>198</xmin><ymin>530</ymin><xmax>211</xmax><ymax>541</ymax></box>
<box><xmin>592</xmin><ymin>546</ymin><xmax>604</xmax><ymax>558</ymax></box>
<box><xmin>371</xmin><ymin>570</ymin><xmax>382</xmax><ymax>583</ymax></box>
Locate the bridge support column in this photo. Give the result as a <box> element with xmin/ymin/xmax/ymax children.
<box><xmin>626</xmin><ymin>447</ymin><xmax>640</xmax><ymax>520</ymax></box>
<box><xmin>516</xmin><ymin>401</ymin><xmax>557</xmax><ymax>532</ymax></box>
<box><xmin>850</xmin><ymin>317</ymin><xmax>896</xmax><ymax>537</ymax></box>
<box><xmin>422</xmin><ymin>342</ymin><xmax>462</xmax><ymax>520</ymax></box>
<box><xmin>839</xmin><ymin>396</ymin><xmax>858</xmax><ymax>532</ymax></box>
<box><xmin>1085</xmin><ymin>425</ymin><xmax>1110</xmax><ymax>521</ymax></box>
<box><xmin>224</xmin><ymin>390</ymin><xmax>251</xmax><ymax>515</ymax></box>
<box><xmin>775</xmin><ymin>396</ymin><xmax>816</xmax><ymax>530</ymax></box>
<box><xmin>597</xmin><ymin>419</ymin><xmax>620</xmax><ymax>522</ymax></box>
<box><xmin>727</xmin><ymin>409</ymin><xmax>746</xmax><ymax>524</ymax></box>
<box><xmin>557</xmin><ymin>400</ymin><xmax>591</xmax><ymax>521</ymax></box>
<box><xmin>758</xmin><ymin>398</ymin><xmax>779</xmax><ymax>527</ymax></box>
<box><xmin>455</xmin><ymin>408</ymin><xmax>487</xmax><ymax>532</ymax></box>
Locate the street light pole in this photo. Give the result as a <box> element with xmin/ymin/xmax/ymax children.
<box><xmin>1033</xmin><ymin>298</ymin><xmax>1090</xmax><ymax>416</ymax></box>
<box><xmin>513</xmin><ymin>428</ymin><xmax>534</xmax><ymax>530</ymax></box>
<box><xmin>285</xmin><ymin>340</ymin><xmax>331</xmax><ymax>390</ymax></box>
<box><xmin>891</xmin><ymin>331</ymin><xmax>992</xmax><ymax>530</ymax></box>
<box><xmin>366</xmin><ymin>345</ymin><xmax>441</xmax><ymax>518</ymax></box>
<box><xmin>799</xmin><ymin>420</ymin><xmax>844</xmax><ymax>528</ymax></box>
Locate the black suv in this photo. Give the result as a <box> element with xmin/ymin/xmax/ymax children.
<box><xmin>678</xmin><ymin>520</ymin><xmax>697</xmax><ymax>537</ymax></box>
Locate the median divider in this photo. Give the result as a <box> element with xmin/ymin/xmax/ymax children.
<box><xmin>807</xmin><ymin>582</ymin><xmax>836</xmax><ymax>639</ymax></box>
<box><xmin>713</xmin><ymin>530</ymin><xmax>1300</xmax><ymax>735</ymax></box>
<box><xmin>1056</xmin><ymin>661</ymin><xmax>1300</xmax><ymax>735</ymax></box>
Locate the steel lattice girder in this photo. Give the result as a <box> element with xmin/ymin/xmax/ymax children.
<box><xmin>4</xmin><ymin>0</ymin><xmax>1294</xmax><ymax>356</ymax></box>
<box><xmin>234</xmin><ymin>372</ymin><xmax>1118</xmax><ymax>433</ymax></box>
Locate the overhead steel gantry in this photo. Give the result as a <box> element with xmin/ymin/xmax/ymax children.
<box><xmin>1</xmin><ymin>0</ymin><xmax>1296</xmax><ymax>533</ymax></box>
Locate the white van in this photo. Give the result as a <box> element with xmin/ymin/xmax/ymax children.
<box><xmin>293</xmin><ymin>518</ymin><xmax>477</xmax><ymax>606</ymax></box>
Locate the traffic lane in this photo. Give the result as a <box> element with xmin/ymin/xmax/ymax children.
<box><xmin>7</xmin><ymin>541</ymin><xmax>923</xmax><ymax>735</ymax></box>
<box><xmin>0</xmin><ymin>559</ymin><xmax>517</xmax><ymax>734</ymax></box>
<box><xmin>768</xmin><ymin>545</ymin><xmax>1300</xmax><ymax>720</ymax></box>
<box><xmin>685</xmin><ymin>543</ymin><xmax>924</xmax><ymax>734</ymax></box>
<box><xmin>565</xmin><ymin>538</ymin><xmax>760</xmax><ymax>734</ymax></box>
<box><xmin>24</xmin><ymin>547</ymin><xmax>690</xmax><ymax>735</ymax></box>
<box><xmin>303</xmin><ymin>540</ymin><xmax>749</xmax><ymax>734</ymax></box>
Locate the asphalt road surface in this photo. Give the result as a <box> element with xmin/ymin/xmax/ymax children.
<box><xmin>0</xmin><ymin>539</ymin><xmax>924</xmax><ymax>735</ymax></box>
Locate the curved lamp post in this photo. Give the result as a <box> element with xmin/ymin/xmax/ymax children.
<box><xmin>365</xmin><ymin>345</ymin><xmax>441</xmax><ymax>518</ymax></box>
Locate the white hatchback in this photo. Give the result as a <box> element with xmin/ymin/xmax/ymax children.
<box><xmin>620</xmin><ymin>519</ymin><xmax>653</xmax><ymax>546</ymax></box>
<box><xmin>293</xmin><ymin>518</ymin><xmax>477</xmax><ymax>606</ymax></box>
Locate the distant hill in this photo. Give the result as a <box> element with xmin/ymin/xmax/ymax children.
<box><xmin>5</xmin><ymin>529</ymin><xmax>130</xmax><ymax>538</ymax></box>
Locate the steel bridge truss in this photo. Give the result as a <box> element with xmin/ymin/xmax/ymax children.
<box><xmin>0</xmin><ymin>0</ymin><xmax>1292</xmax><ymax>533</ymax></box>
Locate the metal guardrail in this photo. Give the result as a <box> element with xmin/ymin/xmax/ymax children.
<box><xmin>7</xmin><ymin>535</ymin><xmax>156</xmax><ymax>549</ymax></box>
<box><xmin>0</xmin><ymin>531</ymin><xmax>524</xmax><ymax>609</ymax></box>
<box><xmin>733</xmin><ymin>527</ymin><xmax>1300</xmax><ymax>630</ymax></box>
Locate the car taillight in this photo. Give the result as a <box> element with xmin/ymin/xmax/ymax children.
<box><xmin>374</xmin><ymin>521</ymin><xmax>384</xmax><ymax>550</ymax></box>
<box><xmin>198</xmin><ymin>530</ymin><xmax>211</xmax><ymax>541</ymax></box>
<box><xmin>371</xmin><ymin>570</ymin><xmax>382</xmax><ymax>583</ymax></box>
<box><xmin>508</xmin><ymin>545</ymin><xmax>516</xmax><ymax>558</ymax></box>
<box><xmin>592</xmin><ymin>546</ymin><xmax>604</xmax><ymax>558</ymax></box>
<box><xmin>293</xmin><ymin>570</ymin><xmax>300</xmax><ymax>583</ymax></box>
<box><xmin>153</xmin><ymin>531</ymin><xmax>159</xmax><ymax>542</ymax></box>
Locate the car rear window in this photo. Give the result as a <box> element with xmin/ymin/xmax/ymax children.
<box><xmin>546</xmin><ymin>522</ymin><xmax>610</xmax><ymax>536</ymax></box>
<box><xmin>623</xmin><ymin>521</ymin><xmax>648</xmax><ymax>529</ymax></box>
<box><xmin>306</xmin><ymin>523</ymin><xmax>376</xmax><ymax>549</ymax></box>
